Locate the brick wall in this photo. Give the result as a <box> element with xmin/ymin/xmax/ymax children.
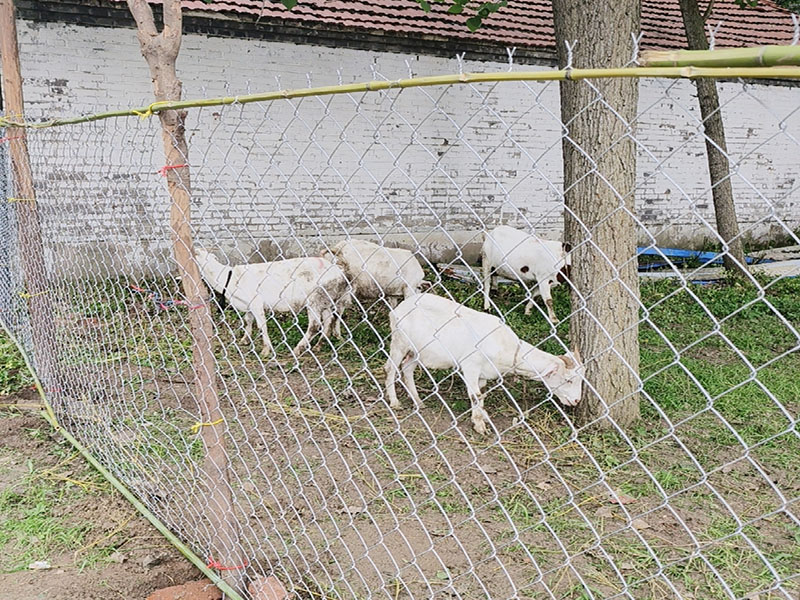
<box><xmin>11</xmin><ymin>19</ymin><xmax>800</xmax><ymax>274</ymax></box>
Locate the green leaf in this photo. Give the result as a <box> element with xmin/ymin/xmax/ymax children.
<box><xmin>448</xmin><ymin>5</ymin><xmax>464</xmax><ymax>14</ymax></box>
<box><xmin>281</xmin><ymin>0</ymin><xmax>298</xmax><ymax>8</ymax></box>
<box><xmin>466</xmin><ymin>16</ymin><xmax>482</xmax><ymax>30</ymax></box>
<box><xmin>417</xmin><ymin>0</ymin><xmax>432</xmax><ymax>11</ymax></box>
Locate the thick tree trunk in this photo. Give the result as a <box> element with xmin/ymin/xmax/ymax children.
<box><xmin>0</xmin><ymin>0</ymin><xmax>62</xmax><ymax>397</ymax></box>
<box><xmin>678</xmin><ymin>0</ymin><xmax>747</xmax><ymax>274</ymax></box>
<box><xmin>126</xmin><ymin>0</ymin><xmax>244</xmax><ymax>594</ymax></box>
<box><xmin>551</xmin><ymin>0</ymin><xmax>641</xmax><ymax>428</ymax></box>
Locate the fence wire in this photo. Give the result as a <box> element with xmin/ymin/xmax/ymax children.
<box><xmin>2</xmin><ymin>70</ymin><xmax>799</xmax><ymax>600</ymax></box>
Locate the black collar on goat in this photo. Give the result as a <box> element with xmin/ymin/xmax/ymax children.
<box><xmin>218</xmin><ymin>268</ymin><xmax>233</xmax><ymax>310</ymax></box>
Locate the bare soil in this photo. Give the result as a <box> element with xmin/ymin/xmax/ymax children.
<box><xmin>0</xmin><ymin>391</ymin><xmax>201</xmax><ymax>600</ymax></box>
<box><xmin>5</xmin><ymin>277</ymin><xmax>797</xmax><ymax>600</ymax></box>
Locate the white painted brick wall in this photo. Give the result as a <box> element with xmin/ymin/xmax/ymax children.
<box><xmin>10</xmin><ymin>20</ymin><xmax>800</xmax><ymax>274</ymax></box>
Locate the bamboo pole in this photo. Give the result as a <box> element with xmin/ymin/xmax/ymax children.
<box><xmin>0</xmin><ymin>0</ymin><xmax>62</xmax><ymax>399</ymax></box>
<box><xmin>641</xmin><ymin>45</ymin><xmax>800</xmax><ymax>68</ymax></box>
<box><xmin>1</xmin><ymin>62</ymin><xmax>800</xmax><ymax>130</ymax></box>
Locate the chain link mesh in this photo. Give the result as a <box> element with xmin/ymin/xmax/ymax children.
<box><xmin>2</xmin><ymin>68</ymin><xmax>799</xmax><ymax>600</ymax></box>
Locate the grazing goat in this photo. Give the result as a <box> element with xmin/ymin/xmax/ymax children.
<box><xmin>482</xmin><ymin>225</ymin><xmax>571</xmax><ymax>323</ymax></box>
<box><xmin>322</xmin><ymin>239</ymin><xmax>426</xmax><ymax>308</ymax></box>
<box><xmin>195</xmin><ymin>248</ymin><xmax>350</xmax><ymax>359</ymax></box>
<box><xmin>385</xmin><ymin>293</ymin><xmax>582</xmax><ymax>434</ymax></box>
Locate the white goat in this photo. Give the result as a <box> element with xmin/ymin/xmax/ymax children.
<box><xmin>195</xmin><ymin>248</ymin><xmax>350</xmax><ymax>359</ymax></box>
<box><xmin>385</xmin><ymin>293</ymin><xmax>582</xmax><ymax>434</ymax></box>
<box><xmin>482</xmin><ymin>225</ymin><xmax>571</xmax><ymax>323</ymax></box>
<box><xmin>322</xmin><ymin>239</ymin><xmax>425</xmax><ymax>308</ymax></box>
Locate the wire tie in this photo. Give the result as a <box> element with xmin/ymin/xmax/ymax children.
<box><xmin>19</xmin><ymin>290</ymin><xmax>48</xmax><ymax>298</ymax></box>
<box><xmin>131</xmin><ymin>101</ymin><xmax>163</xmax><ymax>120</ymax></box>
<box><xmin>206</xmin><ymin>556</ymin><xmax>248</xmax><ymax>571</ymax></box>
<box><xmin>0</xmin><ymin>135</ymin><xmax>24</xmax><ymax>143</ymax></box>
<box><xmin>157</xmin><ymin>163</ymin><xmax>188</xmax><ymax>177</ymax></box>
<box><xmin>0</xmin><ymin>112</ymin><xmax>25</xmax><ymax>127</ymax></box>
<box><xmin>190</xmin><ymin>418</ymin><xmax>224</xmax><ymax>434</ymax></box>
<box><xmin>7</xmin><ymin>197</ymin><xmax>35</xmax><ymax>203</ymax></box>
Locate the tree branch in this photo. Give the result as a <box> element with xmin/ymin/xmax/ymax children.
<box><xmin>125</xmin><ymin>0</ymin><xmax>158</xmax><ymax>37</ymax></box>
<box><xmin>701</xmin><ymin>0</ymin><xmax>715</xmax><ymax>24</ymax></box>
<box><xmin>162</xmin><ymin>0</ymin><xmax>183</xmax><ymax>57</ymax></box>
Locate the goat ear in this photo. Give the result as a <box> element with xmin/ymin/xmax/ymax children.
<box><xmin>571</xmin><ymin>347</ymin><xmax>582</xmax><ymax>364</ymax></box>
<box><xmin>560</xmin><ymin>355</ymin><xmax>575</xmax><ymax>370</ymax></box>
<box><xmin>563</xmin><ymin>242</ymin><xmax>573</xmax><ymax>253</ymax></box>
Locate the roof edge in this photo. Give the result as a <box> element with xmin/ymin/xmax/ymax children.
<box><xmin>17</xmin><ymin>0</ymin><xmax>558</xmax><ymax>66</ymax></box>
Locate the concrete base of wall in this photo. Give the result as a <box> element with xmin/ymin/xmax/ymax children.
<box><xmin>47</xmin><ymin>218</ymin><xmax>799</xmax><ymax>280</ymax></box>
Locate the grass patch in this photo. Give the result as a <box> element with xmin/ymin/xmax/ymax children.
<box><xmin>0</xmin><ymin>333</ymin><xmax>33</xmax><ymax>396</ymax></box>
<box><xmin>0</xmin><ymin>477</ymin><xmax>90</xmax><ymax>572</ymax></box>
<box><xmin>0</xmin><ymin>442</ymin><xmax>120</xmax><ymax>574</ymax></box>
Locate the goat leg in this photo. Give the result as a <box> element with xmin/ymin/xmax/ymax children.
<box><xmin>465</xmin><ymin>374</ymin><xmax>490</xmax><ymax>435</ymax></box>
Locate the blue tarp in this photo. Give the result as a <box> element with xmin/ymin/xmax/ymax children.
<box><xmin>636</xmin><ymin>246</ymin><xmax>772</xmax><ymax>271</ymax></box>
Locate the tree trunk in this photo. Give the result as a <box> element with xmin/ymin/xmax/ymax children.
<box><xmin>678</xmin><ymin>0</ymin><xmax>747</xmax><ymax>274</ymax></box>
<box><xmin>551</xmin><ymin>0</ymin><xmax>641</xmax><ymax>428</ymax></box>
<box><xmin>0</xmin><ymin>0</ymin><xmax>62</xmax><ymax>398</ymax></box>
<box><xmin>126</xmin><ymin>0</ymin><xmax>244</xmax><ymax>594</ymax></box>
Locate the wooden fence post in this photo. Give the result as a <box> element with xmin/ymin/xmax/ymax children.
<box><xmin>124</xmin><ymin>0</ymin><xmax>245</xmax><ymax>593</ymax></box>
<box><xmin>0</xmin><ymin>0</ymin><xmax>62</xmax><ymax>398</ymax></box>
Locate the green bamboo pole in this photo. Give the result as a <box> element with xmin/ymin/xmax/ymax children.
<box><xmin>0</xmin><ymin>322</ymin><xmax>246</xmax><ymax>600</ymax></box>
<box><xmin>2</xmin><ymin>62</ymin><xmax>800</xmax><ymax>130</ymax></box>
<box><xmin>641</xmin><ymin>45</ymin><xmax>800</xmax><ymax>68</ymax></box>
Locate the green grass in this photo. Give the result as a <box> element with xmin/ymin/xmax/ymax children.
<box><xmin>639</xmin><ymin>277</ymin><xmax>799</xmax><ymax>457</ymax></box>
<box><xmin>0</xmin><ymin>478</ymin><xmax>90</xmax><ymax>572</ymax></box>
<box><xmin>0</xmin><ymin>435</ymin><xmax>123</xmax><ymax>574</ymax></box>
<box><xmin>0</xmin><ymin>333</ymin><xmax>34</xmax><ymax>396</ymax></box>
<box><xmin>4</xmin><ymin>270</ymin><xmax>798</xmax><ymax>599</ymax></box>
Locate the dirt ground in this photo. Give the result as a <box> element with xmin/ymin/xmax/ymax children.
<box><xmin>1</xmin><ymin>275</ymin><xmax>797</xmax><ymax>599</ymax></box>
<box><xmin>0</xmin><ymin>390</ymin><xmax>201</xmax><ymax>600</ymax></box>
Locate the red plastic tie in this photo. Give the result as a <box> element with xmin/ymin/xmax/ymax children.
<box><xmin>206</xmin><ymin>556</ymin><xmax>249</xmax><ymax>571</ymax></box>
<box><xmin>29</xmin><ymin>385</ymin><xmax>61</xmax><ymax>393</ymax></box>
<box><xmin>0</xmin><ymin>135</ymin><xmax>24</xmax><ymax>144</ymax></box>
<box><xmin>157</xmin><ymin>163</ymin><xmax>188</xmax><ymax>177</ymax></box>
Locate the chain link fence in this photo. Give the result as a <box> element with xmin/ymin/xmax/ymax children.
<box><xmin>1</xmin><ymin>62</ymin><xmax>799</xmax><ymax>600</ymax></box>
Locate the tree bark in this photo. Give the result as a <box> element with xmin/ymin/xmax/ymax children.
<box><xmin>0</xmin><ymin>0</ymin><xmax>62</xmax><ymax>397</ymax></box>
<box><xmin>678</xmin><ymin>0</ymin><xmax>747</xmax><ymax>274</ymax></box>
<box><xmin>125</xmin><ymin>0</ymin><xmax>244</xmax><ymax>594</ymax></box>
<box><xmin>551</xmin><ymin>0</ymin><xmax>642</xmax><ymax>428</ymax></box>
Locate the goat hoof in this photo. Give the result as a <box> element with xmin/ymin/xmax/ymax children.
<box><xmin>472</xmin><ymin>420</ymin><xmax>487</xmax><ymax>435</ymax></box>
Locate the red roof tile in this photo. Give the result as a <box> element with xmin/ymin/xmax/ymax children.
<box><xmin>123</xmin><ymin>0</ymin><xmax>797</xmax><ymax>52</ymax></box>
